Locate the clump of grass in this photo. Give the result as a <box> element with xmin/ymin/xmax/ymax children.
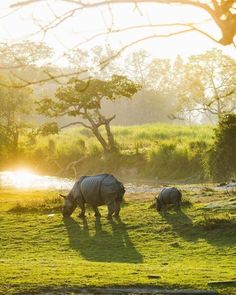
<box><xmin>149</xmin><ymin>201</ymin><xmax>156</xmax><ymax>209</ymax></box>
<box><xmin>202</xmin><ymin>186</ymin><xmax>215</xmax><ymax>192</ymax></box>
<box><xmin>181</xmin><ymin>197</ymin><xmax>193</xmax><ymax>208</ymax></box>
<box><xmin>8</xmin><ymin>196</ymin><xmax>63</xmax><ymax>213</ymax></box>
<box><xmin>197</xmin><ymin>212</ymin><xmax>236</xmax><ymax>230</ymax></box>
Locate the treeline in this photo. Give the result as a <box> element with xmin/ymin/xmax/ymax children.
<box><xmin>1</xmin><ymin>120</ymin><xmax>235</xmax><ymax>182</ymax></box>
<box><xmin>0</xmin><ymin>123</ymin><xmax>212</xmax><ymax>181</ymax></box>
<box><xmin>0</xmin><ymin>41</ymin><xmax>236</xmax><ymax>181</ymax></box>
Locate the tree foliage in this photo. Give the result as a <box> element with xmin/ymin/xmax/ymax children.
<box><xmin>0</xmin><ymin>76</ymin><xmax>33</xmax><ymax>153</ymax></box>
<box><xmin>0</xmin><ymin>40</ymin><xmax>53</xmax><ymax>67</ymax></box>
<box><xmin>208</xmin><ymin>114</ymin><xmax>236</xmax><ymax>180</ymax></box>
<box><xmin>174</xmin><ymin>49</ymin><xmax>236</xmax><ymax>122</ymax></box>
<box><xmin>37</xmin><ymin>75</ymin><xmax>140</xmax><ymax>152</ymax></box>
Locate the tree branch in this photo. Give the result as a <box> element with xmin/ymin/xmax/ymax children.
<box><xmin>106</xmin><ymin>114</ymin><xmax>116</xmax><ymax>123</ymax></box>
<box><xmin>60</xmin><ymin>121</ymin><xmax>92</xmax><ymax>130</ymax></box>
<box><xmin>10</xmin><ymin>0</ymin><xmax>236</xmax><ymax>46</ymax></box>
<box><xmin>10</xmin><ymin>0</ymin><xmax>43</xmax><ymax>7</ymax></box>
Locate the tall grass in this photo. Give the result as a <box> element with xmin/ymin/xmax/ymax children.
<box><xmin>3</xmin><ymin>123</ymin><xmax>213</xmax><ymax>180</ymax></box>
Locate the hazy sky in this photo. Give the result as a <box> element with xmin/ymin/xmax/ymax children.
<box><xmin>0</xmin><ymin>0</ymin><xmax>235</xmax><ymax>64</ymax></box>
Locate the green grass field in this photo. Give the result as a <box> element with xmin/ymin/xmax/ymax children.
<box><xmin>1</xmin><ymin>187</ymin><xmax>236</xmax><ymax>294</ymax></box>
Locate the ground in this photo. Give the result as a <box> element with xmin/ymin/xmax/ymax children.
<box><xmin>0</xmin><ymin>186</ymin><xmax>236</xmax><ymax>294</ymax></box>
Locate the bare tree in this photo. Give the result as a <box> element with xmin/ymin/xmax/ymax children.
<box><xmin>173</xmin><ymin>48</ymin><xmax>236</xmax><ymax>122</ymax></box>
<box><xmin>11</xmin><ymin>0</ymin><xmax>236</xmax><ymax>46</ymax></box>
<box><xmin>2</xmin><ymin>0</ymin><xmax>235</xmax><ymax>87</ymax></box>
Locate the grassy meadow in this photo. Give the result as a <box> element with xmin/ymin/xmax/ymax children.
<box><xmin>1</xmin><ymin>186</ymin><xmax>236</xmax><ymax>294</ymax></box>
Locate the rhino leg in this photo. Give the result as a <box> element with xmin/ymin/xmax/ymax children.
<box><xmin>174</xmin><ymin>201</ymin><xmax>181</xmax><ymax>212</ymax></box>
<box><xmin>77</xmin><ymin>199</ymin><xmax>86</xmax><ymax>218</ymax></box>
<box><xmin>107</xmin><ymin>202</ymin><xmax>115</xmax><ymax>219</ymax></box>
<box><xmin>161</xmin><ymin>203</ymin><xmax>167</xmax><ymax>214</ymax></box>
<box><xmin>93</xmin><ymin>206</ymin><xmax>101</xmax><ymax>217</ymax></box>
<box><xmin>114</xmin><ymin>199</ymin><xmax>121</xmax><ymax>217</ymax></box>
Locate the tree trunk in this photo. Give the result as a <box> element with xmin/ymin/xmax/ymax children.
<box><xmin>105</xmin><ymin>121</ymin><xmax>117</xmax><ymax>151</ymax></box>
<box><xmin>11</xmin><ymin>128</ymin><xmax>19</xmax><ymax>153</ymax></box>
<box><xmin>92</xmin><ymin>126</ymin><xmax>109</xmax><ymax>153</ymax></box>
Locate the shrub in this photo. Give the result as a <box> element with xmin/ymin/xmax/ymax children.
<box><xmin>148</xmin><ymin>143</ymin><xmax>190</xmax><ymax>179</ymax></box>
<box><xmin>208</xmin><ymin>114</ymin><xmax>236</xmax><ymax>181</ymax></box>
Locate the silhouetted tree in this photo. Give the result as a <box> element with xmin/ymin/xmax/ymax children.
<box><xmin>37</xmin><ymin>75</ymin><xmax>140</xmax><ymax>153</ymax></box>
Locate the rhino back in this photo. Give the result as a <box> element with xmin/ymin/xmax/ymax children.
<box><xmin>80</xmin><ymin>174</ymin><xmax>109</xmax><ymax>205</ymax></box>
<box><xmin>100</xmin><ymin>174</ymin><xmax>122</xmax><ymax>203</ymax></box>
<box><xmin>159</xmin><ymin>187</ymin><xmax>180</xmax><ymax>204</ymax></box>
<box><xmin>159</xmin><ymin>188</ymin><xmax>172</xmax><ymax>204</ymax></box>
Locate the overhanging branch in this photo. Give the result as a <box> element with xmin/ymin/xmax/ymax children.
<box><xmin>10</xmin><ymin>0</ymin><xmax>236</xmax><ymax>46</ymax></box>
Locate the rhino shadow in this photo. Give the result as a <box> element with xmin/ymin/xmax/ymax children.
<box><xmin>63</xmin><ymin>217</ymin><xmax>143</xmax><ymax>263</ymax></box>
<box><xmin>163</xmin><ymin>210</ymin><xmax>236</xmax><ymax>246</ymax></box>
<box><xmin>162</xmin><ymin>210</ymin><xmax>198</xmax><ymax>242</ymax></box>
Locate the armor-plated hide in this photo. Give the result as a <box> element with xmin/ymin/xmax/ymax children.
<box><xmin>156</xmin><ymin>187</ymin><xmax>182</xmax><ymax>212</ymax></box>
<box><xmin>62</xmin><ymin>174</ymin><xmax>125</xmax><ymax>219</ymax></box>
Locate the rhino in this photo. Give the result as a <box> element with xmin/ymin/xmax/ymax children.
<box><xmin>60</xmin><ymin>174</ymin><xmax>125</xmax><ymax>219</ymax></box>
<box><xmin>155</xmin><ymin>187</ymin><xmax>182</xmax><ymax>213</ymax></box>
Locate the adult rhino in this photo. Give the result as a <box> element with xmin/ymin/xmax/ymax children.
<box><xmin>155</xmin><ymin>187</ymin><xmax>182</xmax><ymax>213</ymax></box>
<box><xmin>60</xmin><ymin>174</ymin><xmax>125</xmax><ymax>219</ymax></box>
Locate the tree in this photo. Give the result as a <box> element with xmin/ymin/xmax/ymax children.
<box><xmin>0</xmin><ymin>76</ymin><xmax>33</xmax><ymax>153</ymax></box>
<box><xmin>208</xmin><ymin>113</ymin><xmax>236</xmax><ymax>180</ymax></box>
<box><xmin>65</xmin><ymin>45</ymin><xmax>121</xmax><ymax>80</ymax></box>
<box><xmin>11</xmin><ymin>1</ymin><xmax>236</xmax><ymax>46</ymax></box>
<box><xmin>0</xmin><ymin>40</ymin><xmax>55</xmax><ymax>87</ymax></box>
<box><xmin>174</xmin><ymin>49</ymin><xmax>236</xmax><ymax>122</ymax></box>
<box><xmin>122</xmin><ymin>50</ymin><xmax>152</xmax><ymax>86</ymax></box>
<box><xmin>37</xmin><ymin>75</ymin><xmax>140</xmax><ymax>153</ymax></box>
<box><xmin>0</xmin><ymin>40</ymin><xmax>53</xmax><ymax>67</ymax></box>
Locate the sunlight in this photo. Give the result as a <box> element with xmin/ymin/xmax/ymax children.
<box><xmin>2</xmin><ymin>170</ymin><xmax>37</xmax><ymax>189</ymax></box>
<box><xmin>0</xmin><ymin>170</ymin><xmax>73</xmax><ymax>190</ymax></box>
<box><xmin>14</xmin><ymin>170</ymin><xmax>36</xmax><ymax>188</ymax></box>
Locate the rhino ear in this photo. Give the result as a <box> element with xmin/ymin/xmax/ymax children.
<box><xmin>59</xmin><ymin>194</ymin><xmax>66</xmax><ymax>199</ymax></box>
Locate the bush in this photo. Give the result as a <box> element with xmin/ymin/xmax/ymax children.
<box><xmin>208</xmin><ymin>114</ymin><xmax>236</xmax><ymax>181</ymax></box>
<box><xmin>148</xmin><ymin>143</ymin><xmax>190</xmax><ymax>179</ymax></box>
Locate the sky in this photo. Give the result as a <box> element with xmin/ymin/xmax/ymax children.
<box><xmin>0</xmin><ymin>0</ymin><xmax>235</xmax><ymax>65</ymax></box>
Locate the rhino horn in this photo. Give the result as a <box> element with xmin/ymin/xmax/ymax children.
<box><xmin>59</xmin><ymin>194</ymin><xmax>66</xmax><ymax>199</ymax></box>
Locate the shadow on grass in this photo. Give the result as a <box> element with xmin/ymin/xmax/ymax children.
<box><xmin>163</xmin><ymin>210</ymin><xmax>236</xmax><ymax>246</ymax></box>
<box><xmin>63</xmin><ymin>217</ymin><xmax>143</xmax><ymax>263</ymax></box>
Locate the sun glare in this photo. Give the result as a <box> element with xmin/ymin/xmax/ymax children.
<box><xmin>5</xmin><ymin>170</ymin><xmax>37</xmax><ymax>189</ymax></box>
<box><xmin>0</xmin><ymin>170</ymin><xmax>74</xmax><ymax>190</ymax></box>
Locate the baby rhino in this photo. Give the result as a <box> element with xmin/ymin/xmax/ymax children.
<box><xmin>155</xmin><ymin>187</ymin><xmax>182</xmax><ymax>213</ymax></box>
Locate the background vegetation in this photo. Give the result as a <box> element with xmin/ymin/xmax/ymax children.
<box><xmin>0</xmin><ymin>43</ymin><xmax>235</xmax><ymax>181</ymax></box>
<box><xmin>0</xmin><ymin>123</ymin><xmax>214</xmax><ymax>181</ymax></box>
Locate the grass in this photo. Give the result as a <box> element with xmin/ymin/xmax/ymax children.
<box><xmin>1</xmin><ymin>187</ymin><xmax>236</xmax><ymax>294</ymax></box>
<box><xmin>4</xmin><ymin>123</ymin><xmax>214</xmax><ymax>180</ymax></box>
